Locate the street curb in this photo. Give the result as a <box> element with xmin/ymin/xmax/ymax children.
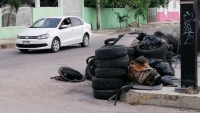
<box><xmin>121</xmin><ymin>88</ymin><xmax>200</xmax><ymax>110</ymax></box>
<box><xmin>0</xmin><ymin>43</ymin><xmax>15</xmax><ymax>49</ymax></box>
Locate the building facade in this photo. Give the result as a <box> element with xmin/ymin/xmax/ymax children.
<box><xmin>157</xmin><ymin>0</ymin><xmax>180</xmax><ymax>22</ymax></box>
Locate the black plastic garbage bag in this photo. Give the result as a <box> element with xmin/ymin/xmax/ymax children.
<box><xmin>139</xmin><ymin>35</ymin><xmax>162</xmax><ymax>50</ymax></box>
<box><xmin>154</xmin><ymin>31</ymin><xmax>166</xmax><ymax>37</ymax></box>
<box><xmin>161</xmin><ymin>75</ymin><xmax>181</xmax><ymax>87</ymax></box>
<box><xmin>149</xmin><ymin>58</ymin><xmax>175</xmax><ymax>76</ymax></box>
<box><xmin>137</xmin><ymin>32</ymin><xmax>147</xmax><ymax>41</ymax></box>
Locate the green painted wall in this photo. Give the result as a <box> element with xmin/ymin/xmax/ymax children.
<box><xmin>83</xmin><ymin>7</ymin><xmax>97</xmax><ymax>30</ymax></box>
<box><xmin>0</xmin><ymin>8</ymin><xmax>27</xmax><ymax>39</ymax></box>
<box><xmin>83</xmin><ymin>7</ymin><xmax>147</xmax><ymax>30</ymax></box>
<box><xmin>0</xmin><ymin>26</ymin><xmax>27</xmax><ymax>39</ymax></box>
<box><xmin>0</xmin><ymin>8</ymin><xmax>2</xmax><ymax>28</ymax></box>
<box><xmin>32</xmin><ymin>7</ymin><xmax>62</xmax><ymax>23</ymax></box>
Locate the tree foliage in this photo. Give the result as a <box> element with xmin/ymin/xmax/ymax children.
<box><xmin>115</xmin><ymin>12</ymin><xmax>129</xmax><ymax>29</ymax></box>
<box><xmin>84</xmin><ymin>0</ymin><xmax>170</xmax><ymax>8</ymax></box>
<box><xmin>149</xmin><ymin>0</ymin><xmax>170</xmax><ymax>8</ymax></box>
<box><xmin>0</xmin><ymin>0</ymin><xmax>21</xmax><ymax>10</ymax></box>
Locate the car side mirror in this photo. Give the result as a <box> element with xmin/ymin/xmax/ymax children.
<box><xmin>60</xmin><ymin>24</ymin><xmax>72</xmax><ymax>29</ymax></box>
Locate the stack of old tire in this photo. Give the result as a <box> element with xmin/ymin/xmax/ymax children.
<box><xmin>166</xmin><ymin>44</ymin><xmax>174</xmax><ymax>65</ymax></box>
<box><xmin>92</xmin><ymin>45</ymin><xmax>129</xmax><ymax>100</ymax></box>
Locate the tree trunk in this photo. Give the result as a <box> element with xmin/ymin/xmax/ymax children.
<box><xmin>96</xmin><ymin>0</ymin><xmax>101</xmax><ymax>30</ymax></box>
<box><xmin>137</xmin><ymin>16</ymin><xmax>140</xmax><ymax>27</ymax></box>
<box><xmin>126</xmin><ymin>10</ymin><xmax>130</xmax><ymax>28</ymax></box>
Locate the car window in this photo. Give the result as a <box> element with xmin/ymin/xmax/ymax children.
<box><xmin>70</xmin><ymin>17</ymin><xmax>83</xmax><ymax>27</ymax></box>
<box><xmin>61</xmin><ymin>18</ymin><xmax>71</xmax><ymax>25</ymax></box>
<box><xmin>30</xmin><ymin>18</ymin><xmax>62</xmax><ymax>28</ymax></box>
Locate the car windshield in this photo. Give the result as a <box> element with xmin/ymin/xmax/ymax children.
<box><xmin>29</xmin><ymin>18</ymin><xmax>62</xmax><ymax>28</ymax></box>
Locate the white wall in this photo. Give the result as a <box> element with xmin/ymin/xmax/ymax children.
<box><xmin>157</xmin><ymin>0</ymin><xmax>180</xmax><ymax>12</ymax></box>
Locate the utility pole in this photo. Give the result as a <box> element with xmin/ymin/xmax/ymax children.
<box><xmin>175</xmin><ymin>0</ymin><xmax>199</xmax><ymax>91</ymax></box>
<box><xmin>96</xmin><ymin>0</ymin><xmax>101</xmax><ymax>30</ymax></box>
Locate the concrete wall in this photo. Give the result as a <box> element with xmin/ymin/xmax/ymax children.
<box><xmin>157</xmin><ymin>0</ymin><xmax>180</xmax><ymax>22</ymax></box>
<box><xmin>82</xmin><ymin>7</ymin><xmax>97</xmax><ymax>30</ymax></box>
<box><xmin>83</xmin><ymin>8</ymin><xmax>147</xmax><ymax>30</ymax></box>
<box><xmin>0</xmin><ymin>8</ymin><xmax>27</xmax><ymax>39</ymax></box>
<box><xmin>0</xmin><ymin>7</ymin><xmax>62</xmax><ymax>39</ymax></box>
<box><xmin>32</xmin><ymin>7</ymin><xmax>62</xmax><ymax>22</ymax></box>
<box><xmin>63</xmin><ymin>0</ymin><xmax>82</xmax><ymax>18</ymax></box>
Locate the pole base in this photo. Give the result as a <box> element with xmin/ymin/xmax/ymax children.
<box><xmin>175</xmin><ymin>85</ymin><xmax>200</xmax><ymax>94</ymax></box>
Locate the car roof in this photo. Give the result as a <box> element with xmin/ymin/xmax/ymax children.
<box><xmin>43</xmin><ymin>16</ymin><xmax>81</xmax><ymax>19</ymax></box>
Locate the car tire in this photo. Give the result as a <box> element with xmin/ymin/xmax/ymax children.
<box><xmin>93</xmin><ymin>90</ymin><xmax>119</xmax><ymax>100</ymax></box>
<box><xmin>167</xmin><ymin>34</ymin><xmax>180</xmax><ymax>55</ymax></box>
<box><xmin>168</xmin><ymin>44</ymin><xmax>173</xmax><ymax>51</ymax></box>
<box><xmin>85</xmin><ymin>57</ymin><xmax>97</xmax><ymax>80</ymax></box>
<box><xmin>127</xmin><ymin>47</ymin><xmax>135</xmax><ymax>56</ymax></box>
<box><xmin>104</xmin><ymin>38</ymin><xmax>118</xmax><ymax>45</ymax></box>
<box><xmin>97</xmin><ymin>56</ymin><xmax>129</xmax><ymax>68</ymax></box>
<box><xmin>95</xmin><ymin>45</ymin><xmax>127</xmax><ymax>59</ymax></box>
<box><xmin>95</xmin><ymin>67</ymin><xmax>127</xmax><ymax>78</ymax></box>
<box><xmin>51</xmin><ymin>38</ymin><xmax>60</xmax><ymax>53</ymax></box>
<box><xmin>81</xmin><ymin>34</ymin><xmax>89</xmax><ymax>47</ymax></box>
<box><xmin>19</xmin><ymin>49</ymin><xmax>29</xmax><ymax>53</ymax></box>
<box><xmin>92</xmin><ymin>77</ymin><xmax>125</xmax><ymax>90</ymax></box>
<box><xmin>135</xmin><ymin>42</ymin><xmax>168</xmax><ymax>61</ymax></box>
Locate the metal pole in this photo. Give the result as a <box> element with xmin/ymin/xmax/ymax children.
<box><xmin>175</xmin><ymin>0</ymin><xmax>198</xmax><ymax>91</ymax></box>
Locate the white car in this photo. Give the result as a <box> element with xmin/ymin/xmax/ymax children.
<box><xmin>16</xmin><ymin>16</ymin><xmax>92</xmax><ymax>53</ymax></box>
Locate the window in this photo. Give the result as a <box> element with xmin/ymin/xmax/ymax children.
<box><xmin>173</xmin><ymin>2</ymin><xmax>177</xmax><ymax>9</ymax></box>
<box><xmin>70</xmin><ymin>17</ymin><xmax>83</xmax><ymax>27</ymax></box>
<box><xmin>30</xmin><ymin>18</ymin><xmax>61</xmax><ymax>28</ymax></box>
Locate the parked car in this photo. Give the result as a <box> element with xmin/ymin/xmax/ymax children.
<box><xmin>16</xmin><ymin>16</ymin><xmax>92</xmax><ymax>53</ymax></box>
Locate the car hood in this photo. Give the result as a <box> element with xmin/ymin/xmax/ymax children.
<box><xmin>18</xmin><ymin>28</ymin><xmax>55</xmax><ymax>36</ymax></box>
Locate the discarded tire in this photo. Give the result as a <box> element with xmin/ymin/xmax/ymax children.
<box><xmin>166</xmin><ymin>51</ymin><xmax>173</xmax><ymax>59</ymax></box>
<box><xmin>95</xmin><ymin>45</ymin><xmax>127</xmax><ymax>59</ymax></box>
<box><xmin>85</xmin><ymin>56</ymin><xmax>97</xmax><ymax>80</ymax></box>
<box><xmin>104</xmin><ymin>38</ymin><xmax>118</xmax><ymax>45</ymax></box>
<box><xmin>95</xmin><ymin>67</ymin><xmax>127</xmax><ymax>78</ymax></box>
<box><xmin>127</xmin><ymin>47</ymin><xmax>135</xmax><ymax>56</ymax></box>
<box><xmin>93</xmin><ymin>90</ymin><xmax>119</xmax><ymax>100</ymax></box>
<box><xmin>167</xmin><ymin>34</ymin><xmax>180</xmax><ymax>55</ymax></box>
<box><xmin>60</xmin><ymin>70</ymin><xmax>83</xmax><ymax>80</ymax></box>
<box><xmin>92</xmin><ymin>77</ymin><xmax>125</xmax><ymax>90</ymax></box>
<box><xmin>135</xmin><ymin>42</ymin><xmax>168</xmax><ymax>61</ymax></box>
<box><xmin>97</xmin><ymin>56</ymin><xmax>129</xmax><ymax>68</ymax></box>
<box><xmin>168</xmin><ymin>44</ymin><xmax>173</xmax><ymax>51</ymax></box>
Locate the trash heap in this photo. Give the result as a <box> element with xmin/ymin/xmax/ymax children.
<box><xmin>85</xmin><ymin>31</ymin><xmax>181</xmax><ymax>101</ymax></box>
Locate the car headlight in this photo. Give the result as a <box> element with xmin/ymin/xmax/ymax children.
<box><xmin>38</xmin><ymin>34</ymin><xmax>49</xmax><ymax>39</ymax></box>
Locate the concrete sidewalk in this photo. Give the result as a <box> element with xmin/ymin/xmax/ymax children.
<box><xmin>0</xmin><ymin>21</ymin><xmax>180</xmax><ymax>50</ymax></box>
<box><xmin>121</xmin><ymin>61</ymin><xmax>200</xmax><ymax>110</ymax></box>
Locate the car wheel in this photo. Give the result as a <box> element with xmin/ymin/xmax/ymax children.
<box><xmin>81</xmin><ymin>34</ymin><xmax>89</xmax><ymax>47</ymax></box>
<box><xmin>51</xmin><ymin>38</ymin><xmax>60</xmax><ymax>52</ymax></box>
<box><xmin>19</xmin><ymin>49</ymin><xmax>29</xmax><ymax>53</ymax></box>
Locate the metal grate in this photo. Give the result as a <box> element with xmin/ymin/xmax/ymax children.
<box><xmin>147</xmin><ymin>8</ymin><xmax>157</xmax><ymax>22</ymax></box>
<box><xmin>19</xmin><ymin>36</ymin><xmax>38</xmax><ymax>39</ymax></box>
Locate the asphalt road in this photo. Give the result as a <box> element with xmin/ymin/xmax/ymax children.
<box><xmin>1</xmin><ymin>25</ymin><xmax>199</xmax><ymax>113</ymax></box>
